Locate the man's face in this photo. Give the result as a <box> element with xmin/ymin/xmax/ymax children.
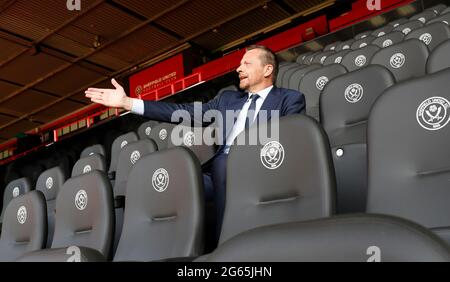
<box><xmin>236</xmin><ymin>49</ymin><xmax>267</xmax><ymax>92</ymax></box>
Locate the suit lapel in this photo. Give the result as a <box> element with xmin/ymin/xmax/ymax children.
<box><xmin>256</xmin><ymin>87</ymin><xmax>280</xmax><ymax>123</ymax></box>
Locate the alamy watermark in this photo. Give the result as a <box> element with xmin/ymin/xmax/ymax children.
<box><xmin>67</xmin><ymin>0</ymin><xmax>81</xmax><ymax>11</ymax></box>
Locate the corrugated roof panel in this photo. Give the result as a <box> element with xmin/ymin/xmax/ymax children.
<box><xmin>35</xmin><ymin>65</ymin><xmax>106</xmax><ymax>96</ymax></box>
<box><xmin>284</xmin><ymin>0</ymin><xmax>328</xmax><ymax>12</ymax></box>
<box><xmin>0</xmin><ymin>38</ymin><xmax>27</xmax><ymax>63</ymax></box>
<box><xmin>0</xmin><ymin>80</ymin><xmax>20</xmax><ymax>98</ymax></box>
<box><xmin>35</xmin><ymin>100</ymin><xmax>85</xmax><ymax>123</ymax></box>
<box><xmin>155</xmin><ymin>0</ymin><xmax>268</xmax><ymax>38</ymax></box>
<box><xmin>0</xmin><ymin>52</ymin><xmax>67</xmax><ymax>85</ymax></box>
<box><xmin>113</xmin><ymin>0</ymin><xmax>183</xmax><ymax>19</ymax></box>
<box><xmin>0</xmin><ymin>89</ymin><xmax>57</xmax><ymax>118</ymax></box>
<box><xmin>193</xmin><ymin>2</ymin><xmax>290</xmax><ymax>49</ymax></box>
<box><xmin>102</xmin><ymin>25</ymin><xmax>179</xmax><ymax>64</ymax></box>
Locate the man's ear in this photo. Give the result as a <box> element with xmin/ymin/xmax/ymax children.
<box><xmin>264</xmin><ymin>64</ymin><xmax>274</xmax><ymax>78</ymax></box>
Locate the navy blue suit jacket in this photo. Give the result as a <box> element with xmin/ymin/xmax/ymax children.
<box><xmin>141</xmin><ymin>86</ymin><xmax>305</xmax><ymax>150</ymax></box>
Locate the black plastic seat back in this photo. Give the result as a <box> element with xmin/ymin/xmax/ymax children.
<box><xmin>277</xmin><ymin>62</ymin><xmax>301</xmax><ymax>87</ymax></box>
<box><xmin>149</xmin><ymin>122</ymin><xmax>176</xmax><ymax>151</ymax></box>
<box><xmin>405</xmin><ymin>22</ymin><xmax>450</xmax><ymax>51</ymax></box>
<box><xmin>351</xmin><ymin>36</ymin><xmax>375</xmax><ymax>49</ymax></box>
<box><xmin>207</xmin><ymin>215</ymin><xmax>450</xmax><ymax>262</ymax></box>
<box><xmin>388</xmin><ymin>18</ymin><xmax>408</xmax><ymax>28</ymax></box>
<box><xmin>80</xmin><ymin>144</ymin><xmax>105</xmax><ymax>159</ymax></box>
<box><xmin>311</xmin><ymin>51</ymin><xmax>335</xmax><ymax>65</ymax></box>
<box><xmin>371</xmin><ymin>25</ymin><xmax>394</xmax><ymax>37</ymax></box>
<box><xmin>367</xmin><ymin>68</ymin><xmax>450</xmax><ymax>244</ymax></box>
<box><xmin>0</xmin><ymin>191</ymin><xmax>47</xmax><ymax>261</ymax></box>
<box><xmin>426</xmin><ymin>4</ymin><xmax>447</xmax><ymax>15</ymax></box>
<box><xmin>114</xmin><ymin>147</ymin><xmax>204</xmax><ymax>261</ymax></box>
<box><xmin>36</xmin><ymin>167</ymin><xmax>65</xmax><ymax>247</ymax></box>
<box><xmin>137</xmin><ymin>120</ymin><xmax>160</xmax><ymax>140</ymax></box>
<box><xmin>354</xmin><ymin>31</ymin><xmax>372</xmax><ymax>40</ymax></box>
<box><xmin>296</xmin><ymin>52</ymin><xmax>313</xmax><ymax>63</ymax></box>
<box><xmin>71</xmin><ymin>153</ymin><xmax>106</xmax><ymax>177</ymax></box>
<box><xmin>393</xmin><ymin>20</ymin><xmax>424</xmax><ymax>35</ymax></box>
<box><xmin>320</xmin><ymin>65</ymin><xmax>395</xmax><ymax>213</ymax></box>
<box><xmin>371</xmin><ymin>31</ymin><xmax>405</xmax><ymax>48</ymax></box>
<box><xmin>280</xmin><ymin>63</ymin><xmax>304</xmax><ymax>88</ymax></box>
<box><xmin>1</xmin><ymin>177</ymin><xmax>32</xmax><ymax>223</ymax></box>
<box><xmin>370</xmin><ymin>39</ymin><xmax>429</xmax><ymax>82</ymax></box>
<box><xmin>219</xmin><ymin>115</ymin><xmax>336</xmax><ymax>244</ymax></box>
<box><xmin>299</xmin><ymin>64</ymin><xmax>347</xmax><ymax>120</ymax></box>
<box><xmin>323</xmin><ymin>50</ymin><xmax>351</xmax><ymax>65</ymax></box>
<box><xmin>341</xmin><ymin>45</ymin><xmax>380</xmax><ymax>72</ymax></box>
<box><xmin>51</xmin><ymin>170</ymin><xmax>114</xmax><ymax>258</ymax></box>
<box><xmin>108</xmin><ymin>132</ymin><xmax>139</xmax><ymax>175</ymax></box>
<box><xmin>427</xmin><ymin>13</ymin><xmax>450</xmax><ymax>25</ymax></box>
<box><xmin>287</xmin><ymin>64</ymin><xmax>322</xmax><ymax>91</ymax></box>
<box><xmin>426</xmin><ymin>39</ymin><xmax>450</xmax><ymax>73</ymax></box>
<box><xmin>410</xmin><ymin>10</ymin><xmax>438</xmax><ymax>24</ymax></box>
<box><xmin>167</xmin><ymin>125</ymin><xmax>216</xmax><ymax>165</ymax></box>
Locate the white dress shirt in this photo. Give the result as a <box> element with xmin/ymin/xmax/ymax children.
<box><xmin>131</xmin><ymin>85</ymin><xmax>274</xmax><ymax>153</ymax></box>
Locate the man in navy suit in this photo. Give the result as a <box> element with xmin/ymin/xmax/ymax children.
<box><xmin>86</xmin><ymin>45</ymin><xmax>305</xmax><ymax>243</ymax></box>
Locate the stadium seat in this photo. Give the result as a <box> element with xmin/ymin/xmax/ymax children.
<box><xmin>113</xmin><ymin>147</ymin><xmax>204</xmax><ymax>261</ymax></box>
<box><xmin>320</xmin><ymin>65</ymin><xmax>395</xmax><ymax>213</ymax></box>
<box><xmin>341</xmin><ymin>45</ymin><xmax>380</xmax><ymax>72</ymax></box>
<box><xmin>35</xmin><ymin>166</ymin><xmax>65</xmax><ymax>247</ymax></box>
<box><xmin>219</xmin><ymin>114</ymin><xmax>336</xmax><ymax>244</ymax></box>
<box><xmin>108</xmin><ymin>132</ymin><xmax>138</xmax><ymax>181</ymax></box>
<box><xmin>303</xmin><ymin>52</ymin><xmax>318</xmax><ymax>65</ymax></box>
<box><xmin>295</xmin><ymin>51</ymin><xmax>313</xmax><ymax>64</ymax></box>
<box><xmin>217</xmin><ymin>84</ymin><xmax>238</xmax><ymax>96</ymax></box>
<box><xmin>206</xmin><ymin>214</ymin><xmax>450</xmax><ymax>262</ymax></box>
<box><xmin>71</xmin><ymin>153</ymin><xmax>106</xmax><ymax>177</ymax></box>
<box><xmin>441</xmin><ymin>7</ymin><xmax>450</xmax><ymax>15</ymax></box>
<box><xmin>405</xmin><ymin>22</ymin><xmax>450</xmax><ymax>51</ymax></box>
<box><xmin>323</xmin><ymin>50</ymin><xmax>351</xmax><ymax>65</ymax></box>
<box><xmin>350</xmin><ymin>36</ymin><xmax>375</xmax><ymax>49</ymax></box>
<box><xmin>367</xmin><ymin>68</ymin><xmax>450</xmax><ymax>244</ymax></box>
<box><xmin>370</xmin><ymin>39</ymin><xmax>429</xmax><ymax>82</ymax></box>
<box><xmin>280</xmin><ymin>63</ymin><xmax>304</xmax><ymax>88</ymax></box>
<box><xmin>0</xmin><ymin>177</ymin><xmax>32</xmax><ymax>225</ymax></box>
<box><xmin>388</xmin><ymin>18</ymin><xmax>409</xmax><ymax>28</ymax></box>
<box><xmin>112</xmin><ymin>139</ymin><xmax>158</xmax><ymax>252</ymax></box>
<box><xmin>17</xmin><ymin>170</ymin><xmax>114</xmax><ymax>261</ymax></box>
<box><xmin>80</xmin><ymin>144</ymin><xmax>105</xmax><ymax>159</ymax></box>
<box><xmin>149</xmin><ymin>122</ymin><xmax>176</xmax><ymax>151</ymax></box>
<box><xmin>324</xmin><ymin>41</ymin><xmax>341</xmax><ymax>51</ymax></box>
<box><xmin>299</xmin><ymin>64</ymin><xmax>347</xmax><ymax>120</ymax></box>
<box><xmin>371</xmin><ymin>25</ymin><xmax>394</xmax><ymax>37</ymax></box>
<box><xmin>426</xmin><ymin>39</ymin><xmax>450</xmax><ymax>73</ymax></box>
<box><xmin>335</xmin><ymin>40</ymin><xmax>354</xmax><ymax>51</ymax></box>
<box><xmin>287</xmin><ymin>64</ymin><xmax>322</xmax><ymax>91</ymax></box>
<box><xmin>354</xmin><ymin>31</ymin><xmax>373</xmax><ymax>40</ymax></box>
<box><xmin>277</xmin><ymin>62</ymin><xmax>300</xmax><ymax>86</ymax></box>
<box><xmin>167</xmin><ymin>125</ymin><xmax>216</xmax><ymax>165</ymax></box>
<box><xmin>427</xmin><ymin>12</ymin><xmax>450</xmax><ymax>25</ymax></box>
<box><xmin>137</xmin><ymin>120</ymin><xmax>160</xmax><ymax>140</ymax></box>
<box><xmin>410</xmin><ymin>10</ymin><xmax>438</xmax><ymax>24</ymax></box>
<box><xmin>0</xmin><ymin>191</ymin><xmax>47</xmax><ymax>261</ymax></box>
<box><xmin>393</xmin><ymin>20</ymin><xmax>424</xmax><ymax>35</ymax></box>
<box><xmin>371</xmin><ymin>31</ymin><xmax>405</xmax><ymax>48</ymax></box>
<box><xmin>311</xmin><ymin>51</ymin><xmax>335</xmax><ymax>65</ymax></box>
<box><xmin>426</xmin><ymin>4</ymin><xmax>447</xmax><ymax>15</ymax></box>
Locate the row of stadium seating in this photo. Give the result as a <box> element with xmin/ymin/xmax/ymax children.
<box><xmin>1</xmin><ymin>2</ymin><xmax>450</xmax><ymax>261</ymax></box>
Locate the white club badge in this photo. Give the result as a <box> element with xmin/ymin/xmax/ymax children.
<box><xmin>382</xmin><ymin>39</ymin><xmax>393</xmax><ymax>48</ymax></box>
<box><xmin>130</xmin><ymin>150</ymin><xmax>141</xmax><ymax>165</ymax></box>
<box><xmin>159</xmin><ymin>129</ymin><xmax>167</xmax><ymax>140</ymax></box>
<box><xmin>355</xmin><ymin>55</ymin><xmax>367</xmax><ymax>67</ymax></box>
<box><xmin>83</xmin><ymin>165</ymin><xmax>92</xmax><ymax>174</ymax></box>
<box><xmin>17</xmin><ymin>206</ymin><xmax>27</xmax><ymax>224</ymax></box>
<box><xmin>75</xmin><ymin>190</ymin><xmax>88</xmax><ymax>211</ymax></box>
<box><xmin>46</xmin><ymin>177</ymin><xmax>53</xmax><ymax>190</ymax></box>
<box><xmin>152</xmin><ymin>168</ymin><xmax>169</xmax><ymax>192</ymax></box>
<box><xmin>145</xmin><ymin>127</ymin><xmax>152</xmax><ymax>136</ymax></box>
<box><xmin>12</xmin><ymin>187</ymin><xmax>20</xmax><ymax>198</ymax></box>
<box><xmin>344</xmin><ymin>83</ymin><xmax>364</xmax><ymax>103</ymax></box>
<box><xmin>260</xmin><ymin>141</ymin><xmax>285</xmax><ymax>170</ymax></box>
<box><xmin>419</xmin><ymin>33</ymin><xmax>432</xmax><ymax>46</ymax></box>
<box><xmin>120</xmin><ymin>140</ymin><xmax>128</xmax><ymax>149</ymax></box>
<box><xmin>183</xmin><ymin>131</ymin><xmax>195</xmax><ymax>147</ymax></box>
<box><xmin>416</xmin><ymin>97</ymin><xmax>450</xmax><ymax>131</ymax></box>
<box><xmin>316</xmin><ymin>76</ymin><xmax>329</xmax><ymax>91</ymax></box>
<box><xmin>390</xmin><ymin>53</ymin><xmax>406</xmax><ymax>69</ymax></box>
<box><xmin>334</xmin><ymin>57</ymin><xmax>343</xmax><ymax>64</ymax></box>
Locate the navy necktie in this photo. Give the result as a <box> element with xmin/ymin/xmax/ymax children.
<box><xmin>245</xmin><ymin>93</ymin><xmax>260</xmax><ymax>129</ymax></box>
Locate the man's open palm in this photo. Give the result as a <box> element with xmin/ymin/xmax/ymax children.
<box><xmin>85</xmin><ymin>79</ymin><xmax>128</xmax><ymax>109</ymax></box>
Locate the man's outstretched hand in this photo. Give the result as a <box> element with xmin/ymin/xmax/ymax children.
<box><xmin>85</xmin><ymin>79</ymin><xmax>133</xmax><ymax>111</ymax></box>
